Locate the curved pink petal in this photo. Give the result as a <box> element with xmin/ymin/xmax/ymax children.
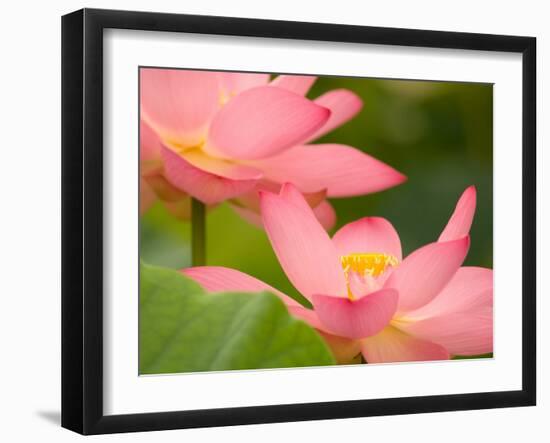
<box><xmin>203</xmin><ymin>86</ymin><xmax>330</xmax><ymax>160</ymax></box>
<box><xmin>306</xmin><ymin>89</ymin><xmax>363</xmax><ymax>142</ymax></box>
<box><xmin>279</xmin><ymin>181</ymin><xmax>319</xmax><ymax>213</ymax></box>
<box><xmin>270</xmin><ymin>74</ymin><xmax>317</xmax><ymax>96</ymax></box>
<box><xmin>174</xmin><ymin>147</ymin><xmax>263</xmax><ymax>181</ymax></box>
<box><xmin>219</xmin><ymin>72</ymin><xmax>270</xmax><ymax>97</ymax></box>
<box><xmin>279</xmin><ymin>183</ymin><xmax>336</xmax><ymax>231</ymax></box>
<box><xmin>396</xmin><ymin>267</ymin><xmax>493</xmax><ymax>356</ymax></box>
<box><xmin>385</xmin><ymin>237</ymin><xmax>470</xmax><ymax>313</ymax></box>
<box><xmin>332</xmin><ymin>217</ymin><xmax>402</xmax><ymax>261</ymax></box>
<box><xmin>361</xmin><ymin>326</ymin><xmax>450</xmax><ymax>363</ymax></box>
<box><xmin>253</xmin><ymin>144</ymin><xmax>407</xmax><ymax>196</ymax></box>
<box><xmin>398</xmin><ymin>307</ymin><xmax>493</xmax><ymax>356</ymax></box>
<box><xmin>438</xmin><ymin>186</ymin><xmax>477</xmax><ymax>242</ymax></box>
<box><xmin>234</xmin><ymin>182</ymin><xmax>326</xmax><ymax>214</ymax></box>
<box><xmin>228</xmin><ymin>181</ymin><xmax>329</xmax><ymax>229</ymax></box>
<box><xmin>140</xmin><ymin>68</ymin><xmax>220</xmax><ymax>147</ymax></box>
<box><xmin>162</xmin><ymin>147</ymin><xmax>258</xmax><ymax>205</ymax></box>
<box><xmin>260</xmin><ymin>186</ymin><xmax>347</xmax><ymax>300</ymax></box>
<box><xmin>182</xmin><ymin>266</ymin><xmax>301</xmax><ymax>307</ymax></box>
<box><xmin>140</xmin><ymin>178</ymin><xmax>156</xmax><ymax>214</ymax></box>
<box><xmin>140</xmin><ymin>119</ymin><xmax>161</xmax><ymax>163</ymax></box>
<box><xmin>313</xmin><ymin>200</ymin><xmax>337</xmax><ymax>231</ymax></box>
<box><xmin>145</xmin><ymin>173</ymin><xmax>188</xmax><ymax>202</ymax></box>
<box><xmin>405</xmin><ymin>267</ymin><xmax>493</xmax><ymax>319</ymax></box>
<box><xmin>312</xmin><ymin>289</ymin><xmax>398</xmax><ymax>339</ymax></box>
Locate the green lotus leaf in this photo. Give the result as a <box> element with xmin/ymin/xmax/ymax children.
<box><xmin>140</xmin><ymin>262</ymin><xmax>335</xmax><ymax>374</ymax></box>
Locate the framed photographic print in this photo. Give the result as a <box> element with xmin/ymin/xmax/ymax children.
<box><xmin>61</xmin><ymin>8</ymin><xmax>536</xmax><ymax>435</ymax></box>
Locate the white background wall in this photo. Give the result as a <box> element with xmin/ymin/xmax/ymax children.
<box><xmin>0</xmin><ymin>0</ymin><xmax>545</xmax><ymax>441</ymax></box>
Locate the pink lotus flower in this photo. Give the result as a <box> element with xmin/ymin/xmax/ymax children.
<box><xmin>182</xmin><ymin>183</ymin><xmax>493</xmax><ymax>364</ymax></box>
<box><xmin>140</xmin><ymin>69</ymin><xmax>406</xmax><ymax>228</ymax></box>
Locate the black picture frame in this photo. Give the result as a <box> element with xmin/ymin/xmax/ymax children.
<box><xmin>61</xmin><ymin>8</ymin><xmax>536</xmax><ymax>435</ymax></box>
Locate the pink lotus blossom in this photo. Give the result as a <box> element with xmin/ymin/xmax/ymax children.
<box><xmin>182</xmin><ymin>183</ymin><xmax>492</xmax><ymax>364</ymax></box>
<box><xmin>140</xmin><ymin>69</ymin><xmax>406</xmax><ymax>228</ymax></box>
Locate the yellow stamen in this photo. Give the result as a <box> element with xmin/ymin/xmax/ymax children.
<box><xmin>340</xmin><ymin>253</ymin><xmax>398</xmax><ymax>277</ymax></box>
<box><xmin>340</xmin><ymin>253</ymin><xmax>398</xmax><ymax>300</ymax></box>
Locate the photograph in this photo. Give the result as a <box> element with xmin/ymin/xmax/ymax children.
<box><xmin>0</xmin><ymin>0</ymin><xmax>543</xmax><ymax>439</ymax></box>
<box><xmin>138</xmin><ymin>67</ymin><xmax>494</xmax><ymax>375</ymax></box>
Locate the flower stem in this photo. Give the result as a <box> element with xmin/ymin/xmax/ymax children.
<box><xmin>191</xmin><ymin>198</ymin><xmax>206</xmax><ymax>266</ymax></box>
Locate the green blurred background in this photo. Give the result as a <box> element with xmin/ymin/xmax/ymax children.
<box><xmin>141</xmin><ymin>75</ymin><xmax>493</xmax><ymax>307</ymax></box>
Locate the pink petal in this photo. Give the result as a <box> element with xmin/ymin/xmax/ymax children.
<box><xmin>174</xmin><ymin>147</ymin><xmax>263</xmax><ymax>181</ymax></box>
<box><xmin>306</xmin><ymin>89</ymin><xmax>363</xmax><ymax>142</ymax></box>
<box><xmin>279</xmin><ymin>181</ymin><xmax>319</xmax><ymax>213</ymax></box>
<box><xmin>233</xmin><ymin>181</ymin><xmax>325</xmax><ymax>214</ymax></box>
<box><xmin>398</xmin><ymin>307</ymin><xmax>493</xmax><ymax>356</ymax></box>
<box><xmin>140</xmin><ymin>178</ymin><xmax>156</xmax><ymax>214</ymax></box>
<box><xmin>270</xmin><ymin>74</ymin><xmax>317</xmax><ymax>96</ymax></box>
<box><xmin>145</xmin><ymin>173</ymin><xmax>188</xmax><ymax>202</ymax></box>
<box><xmin>361</xmin><ymin>326</ymin><xmax>450</xmax><ymax>363</ymax></box>
<box><xmin>313</xmin><ymin>200</ymin><xmax>337</xmax><ymax>231</ymax></box>
<box><xmin>219</xmin><ymin>72</ymin><xmax>270</xmax><ymax>96</ymax></box>
<box><xmin>332</xmin><ymin>217</ymin><xmax>402</xmax><ymax>261</ymax></box>
<box><xmin>397</xmin><ymin>267</ymin><xmax>493</xmax><ymax>356</ymax></box>
<box><xmin>312</xmin><ymin>289</ymin><xmax>398</xmax><ymax>339</ymax></box>
<box><xmin>405</xmin><ymin>267</ymin><xmax>493</xmax><ymax>319</ymax></box>
<box><xmin>260</xmin><ymin>186</ymin><xmax>347</xmax><ymax>300</ymax></box>
<box><xmin>279</xmin><ymin>183</ymin><xmax>336</xmax><ymax>230</ymax></box>
<box><xmin>162</xmin><ymin>147</ymin><xmax>258</xmax><ymax>205</ymax></box>
<box><xmin>182</xmin><ymin>266</ymin><xmax>301</xmax><ymax>307</ymax></box>
<box><xmin>140</xmin><ymin>68</ymin><xmax>220</xmax><ymax>147</ymax></box>
<box><xmin>385</xmin><ymin>237</ymin><xmax>470</xmax><ymax>313</ymax></box>
<box><xmin>203</xmin><ymin>86</ymin><xmax>330</xmax><ymax>160</ymax></box>
<box><xmin>253</xmin><ymin>144</ymin><xmax>407</xmax><ymax>196</ymax></box>
<box><xmin>438</xmin><ymin>186</ymin><xmax>477</xmax><ymax>242</ymax></box>
<box><xmin>140</xmin><ymin>119</ymin><xmax>161</xmax><ymax>163</ymax></box>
